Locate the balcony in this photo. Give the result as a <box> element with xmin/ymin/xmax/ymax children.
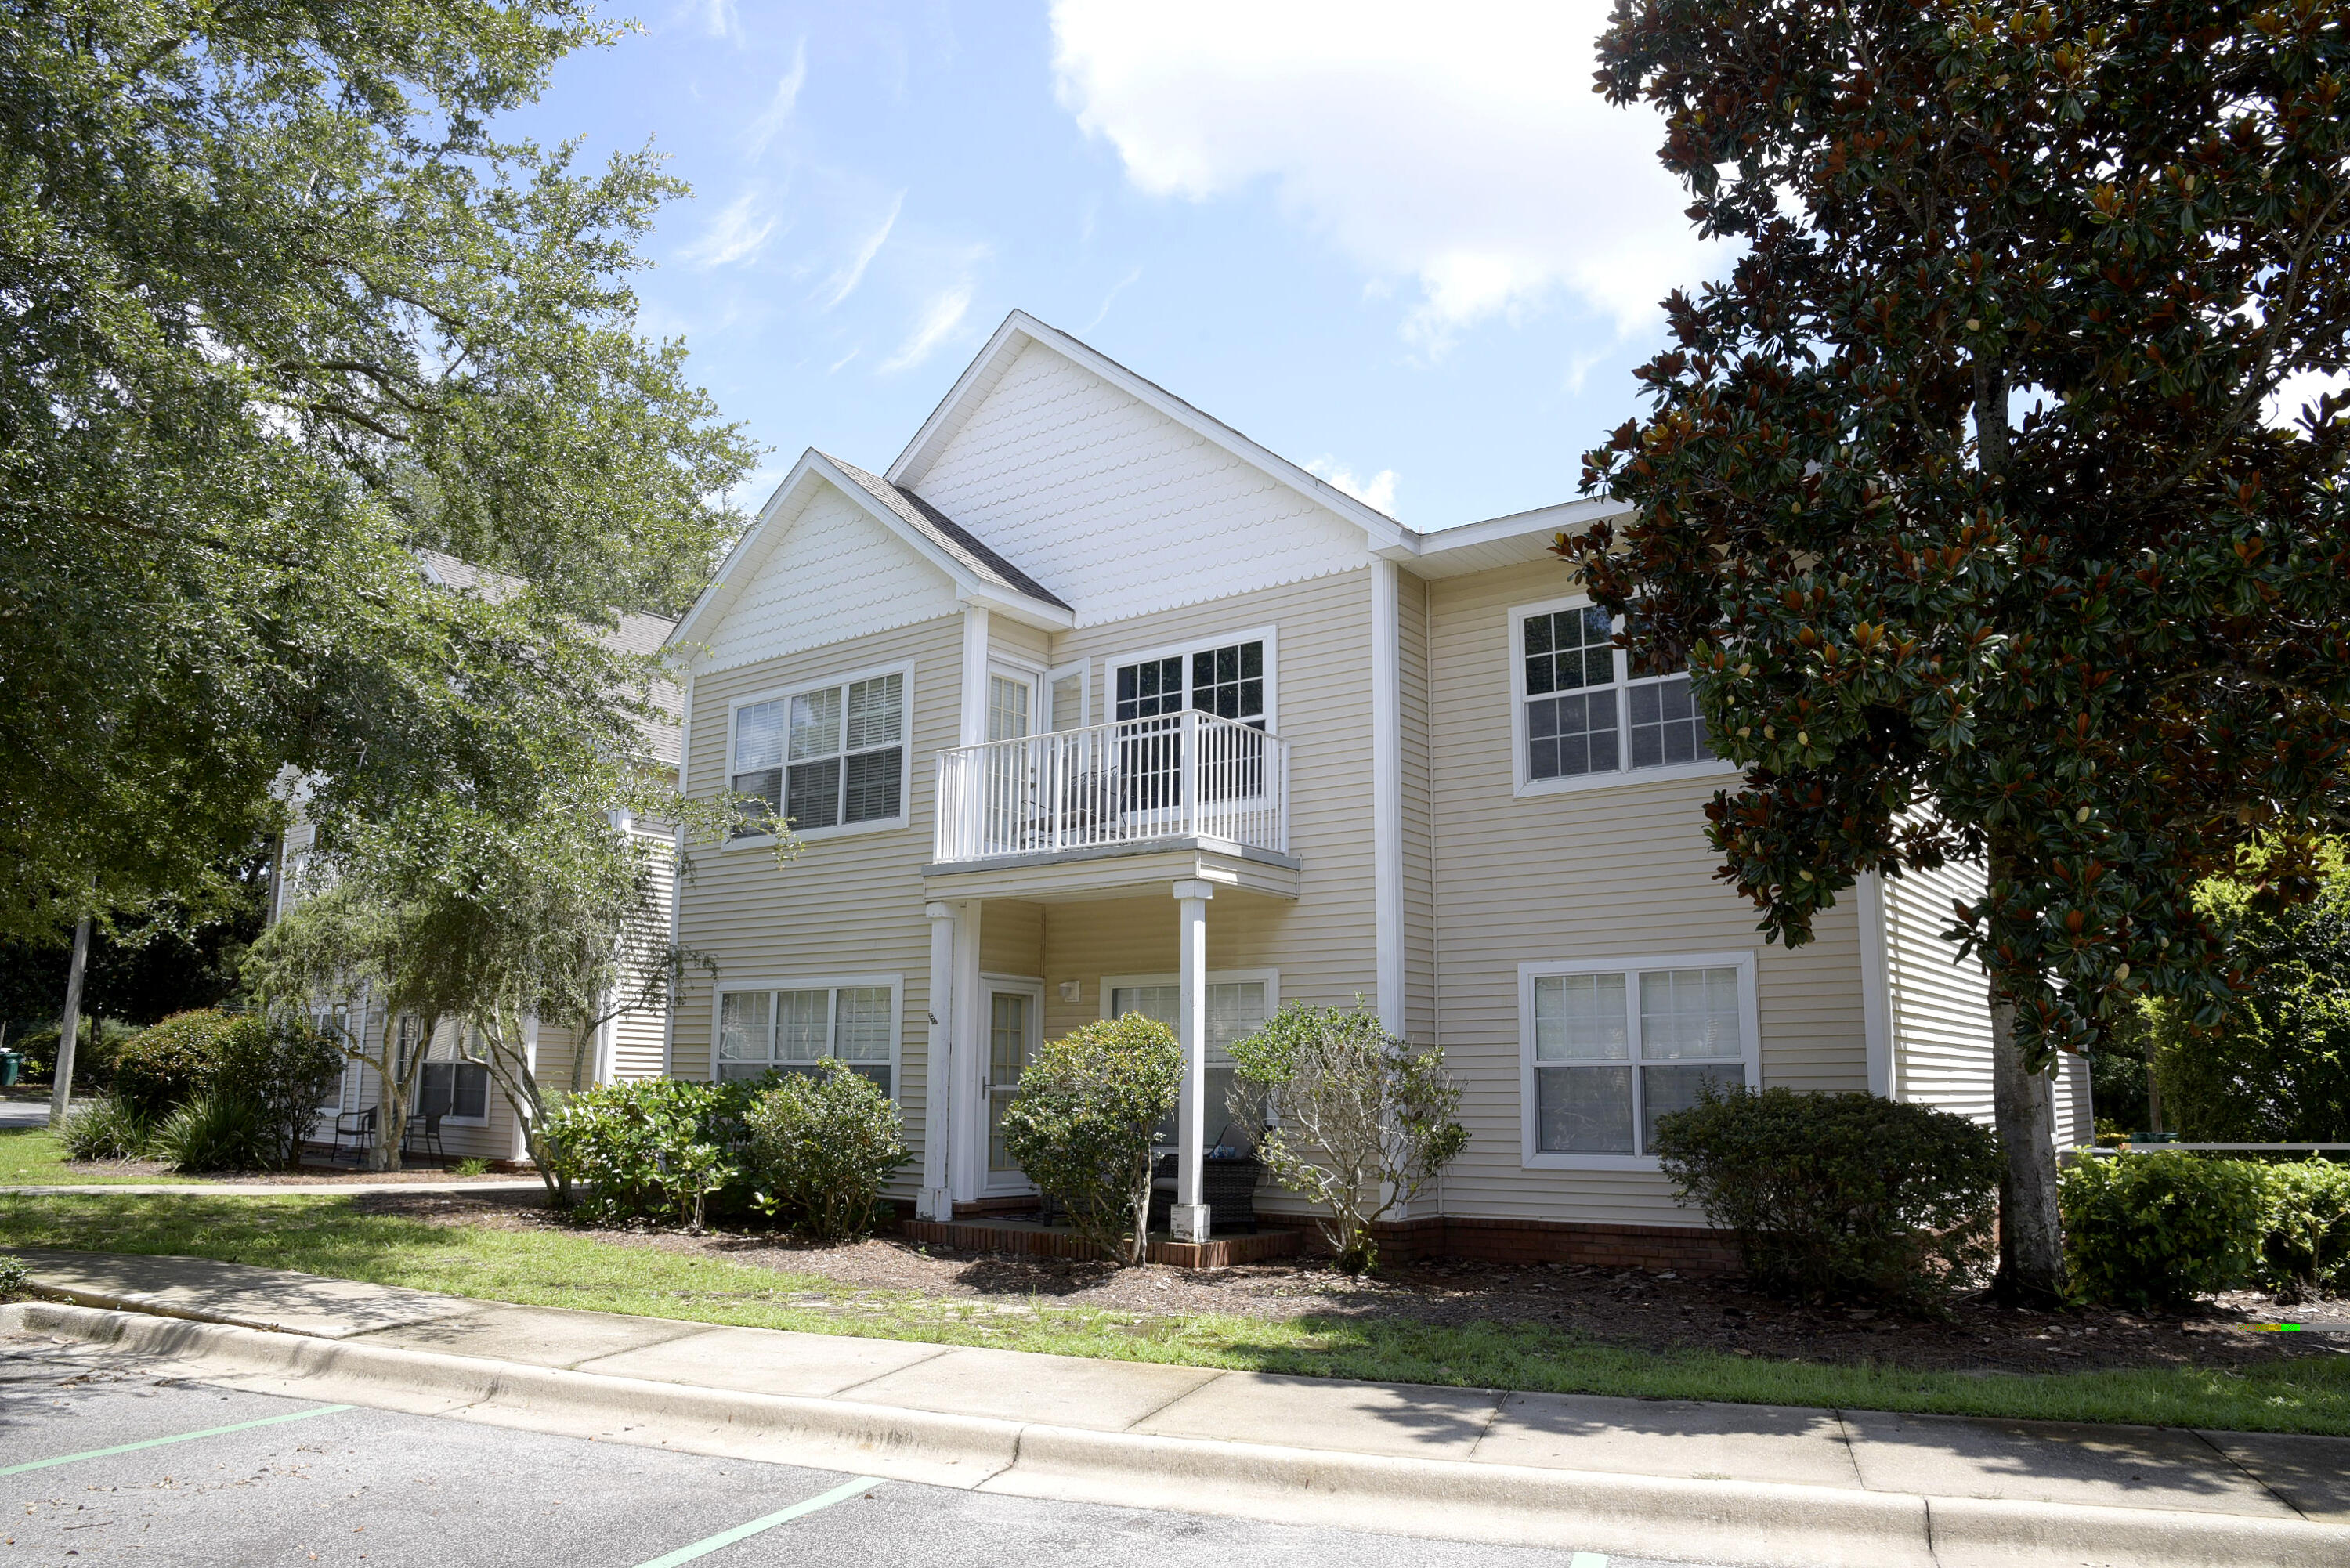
<box><xmin>928</xmin><ymin>712</ymin><xmax>1295</xmax><ymax>898</ymax></box>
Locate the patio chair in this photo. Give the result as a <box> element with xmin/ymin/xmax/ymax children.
<box><xmin>331</xmin><ymin>1106</ymin><xmax>375</xmax><ymax>1163</ymax></box>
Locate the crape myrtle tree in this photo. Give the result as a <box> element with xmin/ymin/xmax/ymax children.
<box><xmin>1</xmin><ymin>0</ymin><xmax>755</xmax><ymax>945</ymax></box>
<box><xmin>1567</xmin><ymin>0</ymin><xmax>2350</xmax><ymax>1302</ymax></box>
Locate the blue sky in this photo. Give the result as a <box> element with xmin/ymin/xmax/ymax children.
<box><xmin>507</xmin><ymin>2</ymin><xmax>1727</xmax><ymax>529</ymax></box>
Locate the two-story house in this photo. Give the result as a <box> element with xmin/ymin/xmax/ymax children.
<box><xmin>662</xmin><ymin>311</ymin><xmax>2093</xmax><ymax>1267</ymax></box>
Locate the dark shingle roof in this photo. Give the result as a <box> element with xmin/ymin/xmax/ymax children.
<box><xmin>821</xmin><ymin>453</ymin><xmax>1069</xmax><ymax>610</ymax></box>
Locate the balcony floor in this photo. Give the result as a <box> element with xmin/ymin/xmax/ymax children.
<box><xmin>920</xmin><ymin>836</ymin><xmax>1300</xmax><ymax>903</ymax></box>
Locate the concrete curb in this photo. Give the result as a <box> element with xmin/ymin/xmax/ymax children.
<box><xmin>8</xmin><ymin>1300</ymin><xmax>2347</xmax><ymax>1568</ymax></box>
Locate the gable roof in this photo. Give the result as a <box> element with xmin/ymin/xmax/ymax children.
<box><xmin>887</xmin><ymin>311</ymin><xmax>1410</xmax><ymax>552</ymax></box>
<box><xmin>667</xmin><ymin>447</ymin><xmax>1074</xmax><ymax>663</ymax></box>
<box><xmin>822</xmin><ymin>454</ymin><xmax>1069</xmax><ymax>610</ymax></box>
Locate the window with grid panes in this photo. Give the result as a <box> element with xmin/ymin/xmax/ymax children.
<box><xmin>732</xmin><ymin>673</ymin><xmax>904</xmax><ymax>834</ymax></box>
<box><xmin>717</xmin><ymin>985</ymin><xmax>895</xmax><ymax>1093</ymax></box>
<box><xmin>1110</xmin><ymin>979</ymin><xmax>1267</xmax><ymax>1149</ymax></box>
<box><xmin>1113</xmin><ymin>640</ymin><xmax>1265</xmax><ymax>728</ymax></box>
<box><xmin>1528</xmin><ymin>965</ymin><xmax>1747</xmax><ymax>1156</ymax></box>
<box><xmin>1520</xmin><ymin>605</ymin><xmax>1712</xmax><ymax>782</ymax></box>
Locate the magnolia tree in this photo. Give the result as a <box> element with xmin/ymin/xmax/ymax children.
<box><xmin>1227</xmin><ymin>1003</ymin><xmax>1466</xmax><ymax>1275</ymax></box>
<box><xmin>1571</xmin><ymin>0</ymin><xmax>2350</xmax><ymax>1301</ymax></box>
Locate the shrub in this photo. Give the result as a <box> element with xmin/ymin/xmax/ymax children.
<box><xmin>540</xmin><ymin>1078</ymin><xmax>748</xmax><ymax>1228</ymax></box>
<box><xmin>59</xmin><ymin>1097</ymin><xmax>154</xmax><ymax>1162</ymax></box>
<box><xmin>215</xmin><ymin>1018</ymin><xmax>342</xmax><ymax>1168</ymax></box>
<box><xmin>112</xmin><ymin>1010</ymin><xmax>251</xmax><ymax>1119</ymax></box>
<box><xmin>150</xmin><ymin>1091</ymin><xmax>271</xmax><ymax>1174</ymax></box>
<box><xmin>1652</xmin><ymin>1086</ymin><xmax>2002</xmax><ymax>1310</ymax></box>
<box><xmin>1000</xmin><ymin>1014</ymin><xmax>1182</xmax><ymax>1266</ymax></box>
<box><xmin>2060</xmin><ymin>1150</ymin><xmax>2269</xmax><ymax>1309</ymax></box>
<box><xmin>1227</xmin><ymin>1001</ymin><xmax>1466</xmax><ymax>1275</ymax></box>
<box><xmin>2257</xmin><ymin>1159</ymin><xmax>2350</xmax><ymax>1297</ymax></box>
<box><xmin>14</xmin><ymin>1017</ymin><xmax>135</xmax><ymax>1088</ymax></box>
<box><xmin>746</xmin><ymin>1063</ymin><xmax>910</xmax><ymax>1240</ymax></box>
<box><xmin>0</xmin><ymin>1254</ymin><xmax>29</xmax><ymax>1302</ymax></box>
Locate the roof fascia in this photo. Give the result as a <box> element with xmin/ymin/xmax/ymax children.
<box><xmin>886</xmin><ymin>310</ymin><xmax>1410</xmax><ymax>551</ymax></box>
<box><xmin>1379</xmin><ymin>496</ymin><xmax>1633</xmax><ymax>565</ymax></box>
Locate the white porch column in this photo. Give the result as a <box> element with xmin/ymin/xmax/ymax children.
<box><xmin>952</xmin><ymin>897</ymin><xmax>986</xmax><ymax>1203</ymax></box>
<box><xmin>919</xmin><ymin>901</ymin><xmax>959</xmax><ymax>1220</ymax></box>
<box><xmin>1371</xmin><ymin>558</ymin><xmax>1405</xmax><ymax>1037</ymax></box>
<box><xmin>1170</xmin><ymin>878</ymin><xmax>1214</xmax><ymax>1241</ymax></box>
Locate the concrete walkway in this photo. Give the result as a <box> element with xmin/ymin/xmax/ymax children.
<box><xmin>9</xmin><ymin>1248</ymin><xmax>2350</xmax><ymax>1567</ymax></box>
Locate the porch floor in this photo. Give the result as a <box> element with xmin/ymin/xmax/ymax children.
<box><xmin>898</xmin><ymin>1214</ymin><xmax>1303</xmax><ymax>1270</ymax></box>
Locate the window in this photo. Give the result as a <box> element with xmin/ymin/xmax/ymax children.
<box><xmin>985</xmin><ymin>674</ymin><xmax>1031</xmax><ymax>741</ymax></box>
<box><xmin>732</xmin><ymin>670</ymin><xmax>906</xmax><ymax>836</ymax></box>
<box><xmin>419</xmin><ymin>1060</ymin><xmax>490</xmax><ymax>1124</ymax></box>
<box><xmin>1513</xmin><ymin>599</ymin><xmax>1717</xmax><ymax>791</ymax></box>
<box><xmin>1520</xmin><ymin>956</ymin><xmax>1757</xmax><ymax>1166</ymax></box>
<box><xmin>1047</xmin><ymin>661</ymin><xmax>1087</xmax><ymax>731</ymax></box>
<box><xmin>716</xmin><ymin>981</ymin><xmax>898</xmax><ymax>1094</ymax></box>
<box><xmin>1106</xmin><ymin>973</ymin><xmax>1274</xmax><ymax>1149</ymax></box>
<box><xmin>1113</xmin><ymin>636</ymin><xmax>1269</xmax><ymax>730</ymax></box>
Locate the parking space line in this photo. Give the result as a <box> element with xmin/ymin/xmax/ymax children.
<box><xmin>632</xmin><ymin>1475</ymin><xmax>883</xmax><ymax>1567</ymax></box>
<box><xmin>1569</xmin><ymin>1555</ymin><xmax>1607</xmax><ymax>1567</ymax></box>
<box><xmin>0</xmin><ymin>1404</ymin><xmax>355</xmax><ymax>1477</ymax></box>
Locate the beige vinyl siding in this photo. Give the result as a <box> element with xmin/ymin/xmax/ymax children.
<box><xmin>1046</xmin><ymin>566</ymin><xmax>1379</xmax><ymax>1011</ymax></box>
<box><xmin>674</xmin><ymin>613</ymin><xmax>963</xmax><ymax>1194</ymax></box>
<box><xmin>1398</xmin><ymin>567</ymin><xmax>1437</xmax><ymax>1045</ymax></box>
<box><xmin>1884</xmin><ymin>858</ymin><xmax>1995</xmax><ymax>1122</ymax></box>
<box><xmin>1426</xmin><ymin>564</ymin><xmax>1870</xmax><ymax>1228</ymax></box>
<box><xmin>981</xmin><ymin>899</ymin><xmax>1046</xmax><ymax>978</ymax></box>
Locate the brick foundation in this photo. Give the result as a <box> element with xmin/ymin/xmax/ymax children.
<box><xmin>1365</xmin><ymin>1215</ymin><xmax>1743</xmax><ymax>1276</ymax></box>
<box><xmin>898</xmin><ymin>1216</ymin><xmax>1304</xmax><ymax>1269</ymax></box>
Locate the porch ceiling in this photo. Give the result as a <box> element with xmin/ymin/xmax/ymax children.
<box><xmin>919</xmin><ymin>840</ymin><xmax>1300</xmax><ymax>904</ymax></box>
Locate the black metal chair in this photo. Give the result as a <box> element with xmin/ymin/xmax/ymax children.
<box><xmin>331</xmin><ymin>1106</ymin><xmax>375</xmax><ymax>1164</ymax></box>
<box><xmin>403</xmin><ymin>1071</ymin><xmax>453</xmax><ymax>1163</ymax></box>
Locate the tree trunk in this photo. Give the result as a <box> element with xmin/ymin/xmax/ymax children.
<box><xmin>1990</xmin><ymin>976</ymin><xmax>2067</xmax><ymax>1307</ymax></box>
<box><xmin>48</xmin><ymin>915</ymin><xmax>91</xmax><ymax>1126</ymax></box>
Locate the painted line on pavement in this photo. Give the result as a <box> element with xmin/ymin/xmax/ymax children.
<box><xmin>0</xmin><ymin>1404</ymin><xmax>354</xmax><ymax>1477</ymax></box>
<box><xmin>633</xmin><ymin>1476</ymin><xmax>883</xmax><ymax>1567</ymax></box>
<box><xmin>1570</xmin><ymin>1555</ymin><xmax>1608</xmax><ymax>1568</ymax></box>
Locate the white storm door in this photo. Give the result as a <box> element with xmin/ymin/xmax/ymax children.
<box><xmin>982</xmin><ymin>980</ymin><xmax>1044</xmax><ymax>1193</ymax></box>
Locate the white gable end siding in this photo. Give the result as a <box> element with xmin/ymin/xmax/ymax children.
<box><xmin>910</xmin><ymin>341</ymin><xmax>1371</xmax><ymax>626</ymax></box>
<box><xmin>694</xmin><ymin>482</ymin><xmax>961</xmax><ymax>674</ymax></box>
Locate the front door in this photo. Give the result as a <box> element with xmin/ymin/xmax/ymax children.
<box><xmin>983</xmin><ymin>982</ymin><xmax>1043</xmax><ymax>1191</ymax></box>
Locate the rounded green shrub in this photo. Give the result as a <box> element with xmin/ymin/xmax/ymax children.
<box><xmin>2257</xmin><ymin>1159</ymin><xmax>2350</xmax><ymax>1296</ymax></box>
<box><xmin>216</xmin><ymin>1018</ymin><xmax>343</xmax><ymax>1168</ymax></box>
<box><xmin>2059</xmin><ymin>1151</ymin><xmax>2269</xmax><ymax>1308</ymax></box>
<box><xmin>746</xmin><ymin>1062</ymin><xmax>910</xmax><ymax>1240</ymax></box>
<box><xmin>112</xmin><ymin>1010</ymin><xmax>255</xmax><ymax>1118</ymax></box>
<box><xmin>1000</xmin><ymin>1013</ymin><xmax>1182</xmax><ymax>1267</ymax></box>
<box><xmin>1651</xmin><ymin>1086</ymin><xmax>2002</xmax><ymax>1309</ymax></box>
<box><xmin>541</xmin><ymin>1078</ymin><xmax>749</xmax><ymax>1228</ymax></box>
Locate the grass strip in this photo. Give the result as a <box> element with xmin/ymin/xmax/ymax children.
<box><xmin>4</xmin><ymin>1191</ymin><xmax>2346</xmax><ymax>1436</ymax></box>
<box><xmin>0</xmin><ymin>1125</ymin><xmax>204</xmax><ymax>1187</ymax></box>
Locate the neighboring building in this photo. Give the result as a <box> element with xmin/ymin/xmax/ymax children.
<box><xmin>272</xmin><ymin>552</ymin><xmax>681</xmax><ymax>1165</ymax></box>
<box><xmin>654</xmin><ymin>310</ymin><xmax>2090</xmax><ymax>1265</ymax></box>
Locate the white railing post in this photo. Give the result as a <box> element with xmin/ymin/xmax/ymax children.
<box><xmin>1180</xmin><ymin>709</ymin><xmax>1201</xmax><ymax>839</ymax></box>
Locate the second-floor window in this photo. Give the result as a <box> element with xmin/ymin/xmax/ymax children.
<box><xmin>1513</xmin><ymin>600</ymin><xmax>1714</xmax><ymax>789</ymax></box>
<box><xmin>1114</xmin><ymin>638</ymin><xmax>1267</xmax><ymax>728</ymax></box>
<box><xmin>732</xmin><ymin>671</ymin><xmax>906</xmax><ymax>835</ymax></box>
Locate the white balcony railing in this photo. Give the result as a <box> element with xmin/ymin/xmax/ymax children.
<box><xmin>935</xmin><ymin>710</ymin><xmax>1289</xmax><ymax>865</ymax></box>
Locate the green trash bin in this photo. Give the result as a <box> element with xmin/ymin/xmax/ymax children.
<box><xmin>0</xmin><ymin>1051</ymin><xmax>20</xmax><ymax>1087</ymax></box>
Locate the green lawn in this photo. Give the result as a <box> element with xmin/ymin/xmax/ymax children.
<box><xmin>0</xmin><ymin>1124</ymin><xmax>203</xmax><ymax>1187</ymax></box>
<box><xmin>7</xmin><ymin>1191</ymin><xmax>2348</xmax><ymax>1436</ymax></box>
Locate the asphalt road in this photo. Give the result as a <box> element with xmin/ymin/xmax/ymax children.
<box><xmin>1</xmin><ymin>1338</ymin><xmax>1723</xmax><ymax>1568</ymax></box>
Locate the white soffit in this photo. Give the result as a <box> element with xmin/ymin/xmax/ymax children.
<box><xmin>1383</xmin><ymin>496</ymin><xmax>1633</xmax><ymax>580</ymax></box>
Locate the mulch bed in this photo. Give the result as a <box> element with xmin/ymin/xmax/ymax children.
<box><xmin>356</xmin><ymin>1191</ymin><xmax>2348</xmax><ymax>1378</ymax></box>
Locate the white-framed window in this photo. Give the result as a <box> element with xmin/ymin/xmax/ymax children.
<box><xmin>1047</xmin><ymin>659</ymin><xmax>1088</xmax><ymax>731</ymax></box>
<box><xmin>1108</xmin><ymin>627</ymin><xmax>1276</xmax><ymax>732</ymax></box>
<box><xmin>714</xmin><ymin>976</ymin><xmax>901</xmax><ymax>1095</ymax></box>
<box><xmin>1103</xmin><ymin>970</ymin><xmax>1277</xmax><ymax>1148</ymax></box>
<box><xmin>1509</xmin><ymin>596</ymin><xmax>1727</xmax><ymax>795</ymax></box>
<box><xmin>1519</xmin><ymin>952</ymin><xmax>1759</xmax><ymax>1171</ymax></box>
<box><xmin>728</xmin><ymin>663</ymin><xmax>911</xmax><ymax>840</ymax></box>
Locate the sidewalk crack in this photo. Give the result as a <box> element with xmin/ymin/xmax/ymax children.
<box><xmin>1829</xmin><ymin>1407</ymin><xmax>1867</xmax><ymax>1488</ymax></box>
<box><xmin>826</xmin><ymin>1344</ymin><xmax>956</xmax><ymax>1400</ymax></box>
<box><xmin>1464</xmin><ymin>1387</ymin><xmax>1506</xmax><ymax>1462</ymax></box>
<box><xmin>1117</xmin><ymin>1370</ymin><xmax>1227</xmax><ymax>1433</ymax></box>
<box><xmin>2190</xmin><ymin>1426</ymin><xmax>2306</xmax><ymax>1520</ymax></box>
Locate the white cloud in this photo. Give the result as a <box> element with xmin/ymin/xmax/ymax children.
<box><xmin>880</xmin><ymin>284</ymin><xmax>974</xmax><ymax>374</ymax></box>
<box><xmin>1050</xmin><ymin>0</ymin><xmax>1726</xmax><ymax>351</ymax></box>
<box><xmin>701</xmin><ymin>0</ymin><xmax>743</xmax><ymax>44</ymax></box>
<box><xmin>816</xmin><ymin>192</ymin><xmax>904</xmax><ymax>309</ymax></box>
<box><xmin>680</xmin><ymin>190</ymin><xmax>781</xmax><ymax>269</ymax></box>
<box><xmin>744</xmin><ymin>40</ymin><xmax>809</xmax><ymax>161</ymax></box>
<box><xmin>1086</xmin><ymin>265</ymin><xmax>1144</xmax><ymax>330</ymax></box>
<box><xmin>1305</xmin><ymin>457</ymin><xmax>1399</xmax><ymax>518</ymax></box>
